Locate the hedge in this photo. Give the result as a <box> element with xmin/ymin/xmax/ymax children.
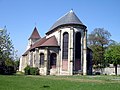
<box><xmin>24</xmin><ymin>65</ymin><xmax>39</xmax><ymax>75</ymax></box>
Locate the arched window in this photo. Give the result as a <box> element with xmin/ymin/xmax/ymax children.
<box><xmin>75</xmin><ymin>32</ymin><xmax>81</xmax><ymax>70</ymax></box>
<box><xmin>40</xmin><ymin>53</ymin><xmax>44</xmax><ymax>67</ymax></box>
<box><xmin>75</xmin><ymin>32</ymin><xmax>81</xmax><ymax>59</ymax></box>
<box><xmin>62</xmin><ymin>32</ymin><xmax>69</xmax><ymax>60</ymax></box>
<box><xmin>50</xmin><ymin>53</ymin><xmax>57</xmax><ymax>68</ymax></box>
<box><xmin>62</xmin><ymin>32</ymin><xmax>69</xmax><ymax>71</ymax></box>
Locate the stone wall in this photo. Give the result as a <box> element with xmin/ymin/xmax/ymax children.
<box><xmin>93</xmin><ymin>64</ymin><xmax>120</xmax><ymax>75</ymax></box>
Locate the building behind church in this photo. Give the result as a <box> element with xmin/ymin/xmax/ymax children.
<box><xmin>19</xmin><ymin>10</ymin><xmax>92</xmax><ymax>75</ymax></box>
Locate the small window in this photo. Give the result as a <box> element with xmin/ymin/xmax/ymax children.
<box><xmin>40</xmin><ymin>53</ymin><xmax>44</xmax><ymax>67</ymax></box>
<box><xmin>50</xmin><ymin>53</ymin><xmax>57</xmax><ymax>68</ymax></box>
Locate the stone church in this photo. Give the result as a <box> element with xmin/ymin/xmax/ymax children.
<box><xmin>19</xmin><ymin>10</ymin><xmax>92</xmax><ymax>75</ymax></box>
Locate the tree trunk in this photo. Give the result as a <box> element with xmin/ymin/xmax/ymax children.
<box><xmin>114</xmin><ymin>64</ymin><xmax>117</xmax><ymax>75</ymax></box>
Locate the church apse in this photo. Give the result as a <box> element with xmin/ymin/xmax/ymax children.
<box><xmin>19</xmin><ymin>10</ymin><xmax>92</xmax><ymax>75</ymax></box>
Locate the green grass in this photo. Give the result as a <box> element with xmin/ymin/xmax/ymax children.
<box><xmin>0</xmin><ymin>75</ymin><xmax>120</xmax><ymax>90</ymax></box>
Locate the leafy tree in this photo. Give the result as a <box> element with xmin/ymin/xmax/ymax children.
<box><xmin>88</xmin><ymin>28</ymin><xmax>112</xmax><ymax>69</ymax></box>
<box><xmin>14</xmin><ymin>60</ymin><xmax>20</xmax><ymax>70</ymax></box>
<box><xmin>0</xmin><ymin>27</ymin><xmax>15</xmax><ymax>74</ymax></box>
<box><xmin>104</xmin><ymin>43</ymin><xmax>120</xmax><ymax>75</ymax></box>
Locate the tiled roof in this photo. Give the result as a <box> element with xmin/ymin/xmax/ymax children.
<box><xmin>22</xmin><ymin>36</ymin><xmax>59</xmax><ymax>56</ymax></box>
<box><xmin>29</xmin><ymin>27</ymin><xmax>41</xmax><ymax>40</ymax></box>
<box><xmin>22</xmin><ymin>37</ymin><xmax>46</xmax><ymax>56</ymax></box>
<box><xmin>47</xmin><ymin>10</ymin><xmax>86</xmax><ymax>34</ymax></box>
<box><xmin>41</xmin><ymin>36</ymin><xmax>58</xmax><ymax>47</ymax></box>
<box><xmin>30</xmin><ymin>36</ymin><xmax>47</xmax><ymax>49</ymax></box>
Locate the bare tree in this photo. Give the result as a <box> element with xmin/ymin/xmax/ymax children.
<box><xmin>88</xmin><ymin>28</ymin><xmax>112</xmax><ymax>70</ymax></box>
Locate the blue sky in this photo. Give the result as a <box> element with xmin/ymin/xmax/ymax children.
<box><xmin>0</xmin><ymin>0</ymin><xmax>120</xmax><ymax>57</ymax></box>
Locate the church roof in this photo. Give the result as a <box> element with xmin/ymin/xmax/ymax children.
<box><xmin>46</xmin><ymin>10</ymin><xmax>86</xmax><ymax>34</ymax></box>
<box><xmin>29</xmin><ymin>27</ymin><xmax>41</xmax><ymax>40</ymax></box>
<box><xmin>40</xmin><ymin>36</ymin><xmax>58</xmax><ymax>47</ymax></box>
<box><xmin>22</xmin><ymin>36</ymin><xmax>59</xmax><ymax>56</ymax></box>
<box><xmin>22</xmin><ymin>37</ymin><xmax>46</xmax><ymax>56</ymax></box>
<box><xmin>30</xmin><ymin>37</ymin><xmax>47</xmax><ymax>49</ymax></box>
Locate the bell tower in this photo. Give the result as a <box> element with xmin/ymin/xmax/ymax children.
<box><xmin>27</xmin><ymin>27</ymin><xmax>41</xmax><ymax>49</ymax></box>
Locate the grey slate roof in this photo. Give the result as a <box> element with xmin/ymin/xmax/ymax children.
<box><xmin>47</xmin><ymin>10</ymin><xmax>86</xmax><ymax>34</ymax></box>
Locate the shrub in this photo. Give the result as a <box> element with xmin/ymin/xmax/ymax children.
<box><xmin>30</xmin><ymin>67</ymin><xmax>39</xmax><ymax>75</ymax></box>
<box><xmin>0</xmin><ymin>65</ymin><xmax>16</xmax><ymax>75</ymax></box>
<box><xmin>24</xmin><ymin>65</ymin><xmax>30</xmax><ymax>75</ymax></box>
<box><xmin>0</xmin><ymin>59</ymin><xmax>16</xmax><ymax>75</ymax></box>
<box><xmin>24</xmin><ymin>66</ymin><xmax>39</xmax><ymax>75</ymax></box>
<box><xmin>4</xmin><ymin>66</ymin><xmax>16</xmax><ymax>75</ymax></box>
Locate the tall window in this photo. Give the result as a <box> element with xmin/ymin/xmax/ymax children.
<box><xmin>75</xmin><ymin>32</ymin><xmax>81</xmax><ymax>59</ymax></box>
<box><xmin>62</xmin><ymin>32</ymin><xmax>69</xmax><ymax>59</ymax></box>
<box><xmin>74</xmin><ymin>32</ymin><xmax>81</xmax><ymax>71</ymax></box>
<box><xmin>40</xmin><ymin>53</ymin><xmax>44</xmax><ymax>67</ymax></box>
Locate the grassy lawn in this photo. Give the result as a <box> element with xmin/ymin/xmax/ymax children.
<box><xmin>0</xmin><ymin>75</ymin><xmax>120</xmax><ymax>90</ymax></box>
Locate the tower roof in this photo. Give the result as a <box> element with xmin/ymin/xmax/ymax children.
<box><xmin>29</xmin><ymin>27</ymin><xmax>41</xmax><ymax>40</ymax></box>
<box><xmin>46</xmin><ymin>10</ymin><xmax>86</xmax><ymax>34</ymax></box>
